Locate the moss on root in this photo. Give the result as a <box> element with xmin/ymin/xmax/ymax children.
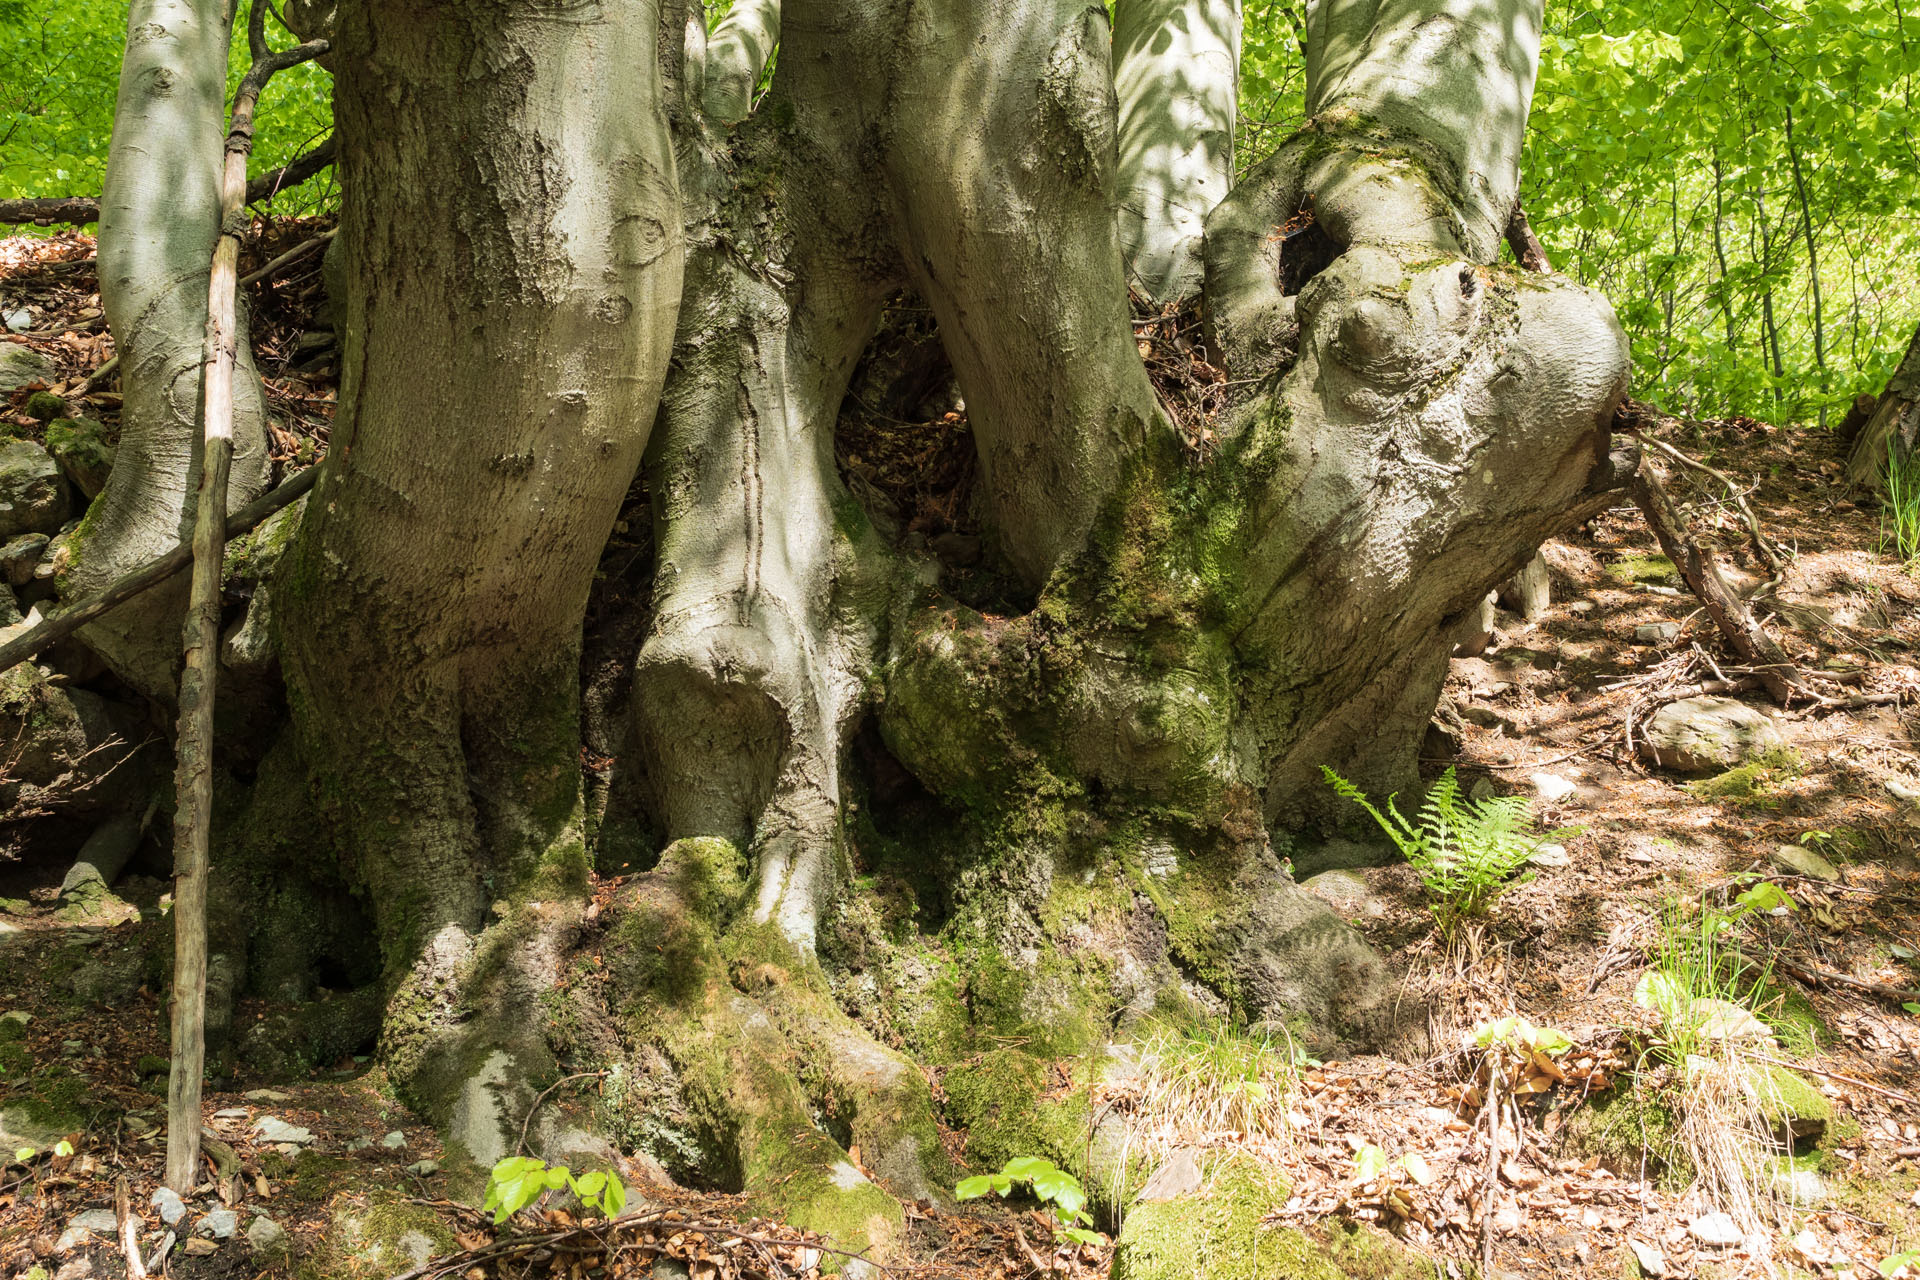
<box><xmin>1111</xmin><ymin>1154</ymin><xmax>1439</xmax><ymax>1280</ymax></box>
<box><xmin>300</xmin><ymin>1193</ymin><xmax>459</xmax><ymax>1280</ymax></box>
<box><xmin>941</xmin><ymin>1049</ymin><xmax>1092</xmax><ymax>1175</ymax></box>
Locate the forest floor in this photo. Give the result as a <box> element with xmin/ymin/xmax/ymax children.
<box><xmin>2</xmin><ymin>229</ymin><xmax>1918</xmax><ymax>1280</ymax></box>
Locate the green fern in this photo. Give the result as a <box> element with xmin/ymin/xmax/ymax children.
<box><xmin>1321</xmin><ymin>766</ymin><xmax>1565</xmax><ymax>931</ymax></box>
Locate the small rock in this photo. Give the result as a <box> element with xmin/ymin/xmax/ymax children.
<box><xmin>183</xmin><ymin>1239</ymin><xmax>219</xmax><ymax>1257</ymax></box>
<box><xmin>1771</xmin><ymin>843</ymin><xmax>1839</xmax><ymax>882</ymax></box>
<box><xmin>213</xmin><ymin>1107</ymin><xmax>250</xmax><ymax>1120</ymax></box>
<box><xmin>1567</xmin><ymin>600</ymin><xmax>1595</xmax><ymax>615</ymax></box>
<box><xmin>245</xmin><ymin>1215</ymin><xmax>289</xmax><ymax>1257</ymax></box>
<box><xmin>242</xmin><ymin>1089</ymin><xmax>291</xmax><ymax>1103</ymax></box>
<box><xmin>1469</xmin><ymin>777</ymin><xmax>1497</xmax><ymax>803</ymax></box>
<box><xmin>1688</xmin><ymin>1212</ymin><xmax>1742</xmax><ymax>1247</ymax></box>
<box><xmin>381</xmin><ymin>1130</ymin><xmax>407</xmax><ymax>1149</ymax></box>
<box><xmin>1</xmin><ymin>1009</ymin><xmax>30</xmax><ymax>1030</ymax></box>
<box><xmin>408</xmin><ymin>1159</ymin><xmax>440</xmax><ymax>1177</ymax></box>
<box><xmin>0</xmin><ymin>533</ymin><xmax>45</xmax><ymax>587</ymax></box>
<box><xmin>1886</xmin><ymin>776</ymin><xmax>1920</xmax><ymax>804</ymax></box>
<box><xmin>24</xmin><ymin>392</ymin><xmax>65</xmax><ymax>422</ymax></box>
<box><xmin>52</xmin><ymin>1260</ymin><xmax>91</xmax><ymax>1280</ymax></box>
<box><xmin>0</xmin><ymin>440</ymin><xmax>71</xmax><ymax>539</ymax></box>
<box><xmin>150</xmin><ymin>1187</ymin><xmax>186</xmax><ymax>1227</ymax></box>
<box><xmin>1141</xmin><ymin>841</ymin><xmax>1177</xmax><ymax>879</ymax></box>
<box><xmin>52</xmin><ymin>1228</ymin><xmax>90</xmax><ymax>1256</ymax></box>
<box><xmin>0</xmin><ymin>344</ymin><xmax>55</xmax><ymax>390</ymax></box>
<box><xmin>1628</xmin><ymin>1239</ymin><xmax>1667</xmax><ymax>1276</ymax></box>
<box><xmin>652</xmin><ymin>1262</ymin><xmax>692</xmax><ymax>1280</ymax></box>
<box><xmin>346</xmin><ymin>1136</ymin><xmax>373</xmax><ymax>1151</ymax></box>
<box><xmin>70</xmin><ymin>1210</ymin><xmax>118</xmax><ymax>1234</ymax></box>
<box><xmin>2</xmin><ymin>310</ymin><xmax>32</xmax><ymax>334</ymax></box>
<box><xmin>1528</xmin><ymin>842</ymin><xmax>1571</xmax><ymax>868</ymax></box>
<box><xmin>1646</xmin><ymin>585</ymin><xmax>1681</xmax><ymax>596</ymax></box>
<box><xmin>1771</xmin><ymin>1167</ymin><xmax>1829</xmax><ymax>1206</ymax></box>
<box><xmin>1639</xmin><ymin>696</ymin><xmax>1784</xmax><ymax>773</ymax></box>
<box><xmin>1135</xmin><ymin>1147</ymin><xmax>1203</xmax><ymax>1202</ymax></box>
<box><xmin>43</xmin><ymin>419</ymin><xmax>114</xmax><ymax>501</ymax></box>
<box><xmin>1303</xmin><ymin>868</ymin><xmax>1386</xmax><ymax>919</ymax></box>
<box><xmin>252</xmin><ymin>1116</ymin><xmax>314</xmax><ymax>1144</ymax></box>
<box><xmin>1530</xmin><ymin>772</ymin><xmax>1578</xmax><ymax>803</ymax></box>
<box><xmin>196</xmin><ymin>1208</ymin><xmax>238</xmax><ymax>1239</ymax></box>
<box><xmin>1634</xmin><ymin>621</ymin><xmax>1679</xmax><ymax>644</ymax></box>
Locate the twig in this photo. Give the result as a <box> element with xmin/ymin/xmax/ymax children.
<box><xmin>515</xmin><ymin>1071</ymin><xmax>606</xmax><ymax>1156</ymax></box>
<box><xmin>166</xmin><ymin>10</ymin><xmax>330</xmax><ymax>1194</ymax></box>
<box><xmin>0</xmin><ymin>465</ymin><xmax>316</xmax><ymax>677</ymax></box>
<box><xmin>116</xmin><ymin>1175</ymin><xmax>148</xmax><ymax>1280</ymax></box>
<box><xmin>239</xmin><ymin>227</ymin><xmax>336</xmax><ymax>289</ymax></box>
<box><xmin>1746</xmin><ymin>1053</ymin><xmax>1920</xmax><ymax>1107</ymax></box>
<box><xmin>1628</xmin><ymin>462</ymin><xmax>1816</xmax><ymax>706</ymax></box>
<box><xmin>1475</xmin><ymin>745</ymin><xmax>1596</xmax><ymax>772</ymax></box>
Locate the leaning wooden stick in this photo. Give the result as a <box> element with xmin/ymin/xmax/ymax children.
<box><xmin>0</xmin><ymin>465</ymin><xmax>315</xmax><ymax>678</ymax></box>
<box><xmin>165</xmin><ymin>3</ymin><xmax>329</xmax><ymax>1194</ymax></box>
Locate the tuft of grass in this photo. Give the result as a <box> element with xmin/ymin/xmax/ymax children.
<box><xmin>1881</xmin><ymin>445</ymin><xmax>1920</xmax><ymax>569</ymax></box>
<box><xmin>1111</xmin><ymin>1019</ymin><xmax>1303</xmax><ymax>1205</ymax></box>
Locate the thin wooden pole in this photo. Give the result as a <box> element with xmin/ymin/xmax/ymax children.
<box><xmin>165</xmin><ymin>1</ymin><xmax>328</xmax><ymax>1194</ymax></box>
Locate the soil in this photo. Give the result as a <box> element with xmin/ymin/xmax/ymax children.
<box><xmin>3</xmin><ymin>230</ymin><xmax>1919</xmax><ymax>1280</ymax></box>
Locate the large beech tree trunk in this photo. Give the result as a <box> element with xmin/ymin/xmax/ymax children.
<box><xmin>127</xmin><ymin>0</ymin><xmax>1636</xmax><ymax>1264</ymax></box>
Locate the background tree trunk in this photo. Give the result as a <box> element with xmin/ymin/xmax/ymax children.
<box><xmin>72</xmin><ymin>0</ymin><xmax>271</xmax><ymax>700</ymax></box>
<box><xmin>1844</xmin><ymin>321</ymin><xmax>1920</xmax><ymax>491</ymax></box>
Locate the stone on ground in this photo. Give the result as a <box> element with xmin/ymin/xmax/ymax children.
<box><xmin>1770</xmin><ymin>843</ymin><xmax>1839</xmax><ymax>881</ymax></box>
<box><xmin>0</xmin><ymin>345</ymin><xmax>55</xmax><ymax>392</ymax></box>
<box><xmin>1639</xmin><ymin>697</ymin><xmax>1784</xmax><ymax>773</ymax></box>
<box><xmin>0</xmin><ymin>440</ymin><xmax>70</xmax><ymax>539</ymax></box>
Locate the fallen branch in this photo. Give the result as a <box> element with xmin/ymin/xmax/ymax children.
<box><xmin>1628</xmin><ymin>462</ymin><xmax>1816</xmax><ymax>705</ymax></box>
<box><xmin>115</xmin><ymin>1175</ymin><xmax>148</xmax><ymax>1280</ymax></box>
<box><xmin>1747</xmin><ymin>1053</ymin><xmax>1920</xmax><ymax>1107</ymax></box>
<box><xmin>0</xmin><ymin>464</ymin><xmax>317</xmax><ymax>677</ymax></box>
<box><xmin>1775</xmin><ymin>956</ymin><xmax>1920</xmax><ymax>1006</ymax></box>
<box><xmin>1626</xmin><ymin>427</ymin><xmax>1789</xmax><ymax>585</ymax></box>
<box><xmin>0</xmin><ymin>137</ymin><xmax>335</xmax><ymax>227</ymax></box>
<box><xmin>238</xmin><ymin>226</ymin><xmax>336</xmax><ymax>289</ymax></box>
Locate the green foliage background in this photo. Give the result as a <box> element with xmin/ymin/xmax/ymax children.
<box><xmin>1240</xmin><ymin>0</ymin><xmax>1920</xmax><ymax>426</ymax></box>
<box><xmin>0</xmin><ymin>0</ymin><xmax>331</xmax><ymax>213</ymax></box>
<box><xmin>4</xmin><ymin>0</ymin><xmax>1917</xmax><ymax>427</ymax></box>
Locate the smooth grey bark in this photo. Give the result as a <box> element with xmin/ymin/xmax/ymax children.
<box><xmin>76</xmin><ymin>0</ymin><xmax>271</xmax><ymax>700</ymax></box>
<box><xmin>699</xmin><ymin>0</ymin><xmax>779</xmax><ymax>124</ymax></box>
<box><xmin>1206</xmin><ymin>0</ymin><xmax>1630</xmax><ymax>816</ymax></box>
<box><xmin>274</xmin><ymin>0</ymin><xmax>683</xmax><ymax>1136</ymax></box>
<box><xmin>1113</xmin><ymin>0</ymin><xmax>1241</xmax><ymax>303</ymax></box>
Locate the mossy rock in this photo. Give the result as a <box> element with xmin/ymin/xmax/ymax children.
<box><xmin>941</xmin><ymin>1048</ymin><xmax>1091</xmax><ymax>1175</ymax></box>
<box><xmin>1745</xmin><ymin>1062</ymin><xmax>1830</xmax><ymax>1144</ymax></box>
<box><xmin>23</xmin><ymin>391</ymin><xmax>66</xmax><ymax>422</ymax></box>
<box><xmin>302</xmin><ymin>1193</ymin><xmax>458</xmax><ymax>1280</ymax></box>
<box><xmin>42</xmin><ymin>417</ymin><xmax>113</xmax><ymax>499</ymax></box>
<box><xmin>1559</xmin><ymin>1083</ymin><xmax>1692</xmax><ymax>1191</ymax></box>
<box><xmin>1606</xmin><ymin>554</ymin><xmax>1678</xmax><ymax>586</ymax></box>
<box><xmin>1111</xmin><ymin>1154</ymin><xmax>1439</xmax><ymax>1280</ymax></box>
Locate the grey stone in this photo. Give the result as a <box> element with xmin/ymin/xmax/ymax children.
<box><xmin>246</xmin><ymin>1215</ymin><xmax>289</xmax><ymax>1256</ymax></box>
<box><xmin>1639</xmin><ymin>696</ymin><xmax>1784</xmax><ymax>773</ymax></box>
<box><xmin>3</xmin><ymin>310</ymin><xmax>30</xmax><ymax>334</ymax></box>
<box><xmin>1302</xmin><ymin>868</ymin><xmax>1385</xmax><ymax>920</ymax></box>
<box><xmin>54</xmin><ymin>1227</ymin><xmax>91</xmax><ymax>1255</ymax></box>
<box><xmin>1634</xmin><ymin>621</ymin><xmax>1679</xmax><ymax>644</ymax></box>
<box><xmin>196</xmin><ymin>1208</ymin><xmax>239</xmax><ymax>1239</ymax></box>
<box><xmin>381</xmin><ymin>1130</ymin><xmax>407</xmax><ymax>1149</ymax></box>
<box><xmin>71</xmin><ymin>1210</ymin><xmax>119</xmax><ymax>1234</ymax></box>
<box><xmin>1136</xmin><ymin>1147</ymin><xmax>1203</xmax><ymax>1202</ymax></box>
<box><xmin>252</xmin><ymin>1116</ymin><xmax>315</xmax><ymax>1144</ymax></box>
<box><xmin>0</xmin><ymin>344</ymin><xmax>55</xmax><ymax>391</ymax></box>
<box><xmin>407</xmin><ymin>1159</ymin><xmax>440</xmax><ymax>1177</ymax></box>
<box><xmin>0</xmin><ymin>441</ymin><xmax>70</xmax><ymax>539</ymax></box>
<box><xmin>1528</xmin><ymin>842</ymin><xmax>1571</xmax><ymax>868</ymax></box>
<box><xmin>1</xmin><ymin>1100</ymin><xmax>77</xmax><ymax>1152</ymax></box>
<box><xmin>242</xmin><ymin>1089</ymin><xmax>292</xmax><ymax>1102</ymax></box>
<box><xmin>1688</xmin><ymin>1212</ymin><xmax>1742</xmax><ymax>1247</ymax></box>
<box><xmin>1888</xmin><ymin>777</ymin><xmax>1920</xmax><ymax>804</ymax></box>
<box><xmin>150</xmin><ymin>1187</ymin><xmax>187</xmax><ymax>1227</ymax></box>
<box><xmin>0</xmin><ymin>534</ymin><xmax>47</xmax><ymax>587</ymax></box>
<box><xmin>1567</xmin><ymin>600</ymin><xmax>1594</xmax><ymax>614</ymax></box>
<box><xmin>43</xmin><ymin>419</ymin><xmax>114</xmax><ymax>501</ymax></box>
<box><xmin>1771</xmin><ymin>843</ymin><xmax>1839</xmax><ymax>882</ymax></box>
<box><xmin>1771</xmin><ymin>1167</ymin><xmax>1829</xmax><ymax>1205</ymax></box>
<box><xmin>652</xmin><ymin>1262</ymin><xmax>692</xmax><ymax>1280</ymax></box>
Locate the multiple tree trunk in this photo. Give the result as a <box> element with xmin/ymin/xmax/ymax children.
<box><xmin>77</xmin><ymin>0</ymin><xmax>1636</xmax><ymax>1257</ymax></box>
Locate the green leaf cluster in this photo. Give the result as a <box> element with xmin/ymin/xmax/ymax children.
<box><xmin>481</xmin><ymin>1156</ymin><xmax>627</xmax><ymax>1227</ymax></box>
<box><xmin>955</xmin><ymin>1156</ymin><xmax>1101</xmax><ymax>1247</ymax></box>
